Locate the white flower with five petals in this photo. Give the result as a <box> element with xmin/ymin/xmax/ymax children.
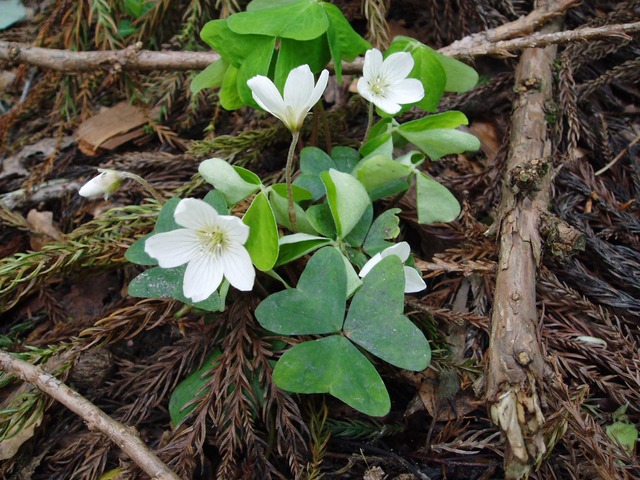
<box><xmin>247</xmin><ymin>64</ymin><xmax>329</xmax><ymax>133</ymax></box>
<box><xmin>144</xmin><ymin>198</ymin><xmax>255</xmax><ymax>302</ymax></box>
<box><xmin>359</xmin><ymin>242</ymin><xmax>426</xmax><ymax>293</ymax></box>
<box><xmin>357</xmin><ymin>48</ymin><xmax>424</xmax><ymax>115</ymax></box>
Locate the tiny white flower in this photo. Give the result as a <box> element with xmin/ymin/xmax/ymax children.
<box><xmin>247</xmin><ymin>65</ymin><xmax>329</xmax><ymax>133</ymax></box>
<box><xmin>359</xmin><ymin>241</ymin><xmax>426</xmax><ymax>293</ymax></box>
<box><xmin>79</xmin><ymin>169</ymin><xmax>124</xmax><ymax>199</ymax></box>
<box><xmin>357</xmin><ymin>48</ymin><xmax>425</xmax><ymax>115</ymax></box>
<box><xmin>144</xmin><ymin>198</ymin><xmax>255</xmax><ymax>302</ymax></box>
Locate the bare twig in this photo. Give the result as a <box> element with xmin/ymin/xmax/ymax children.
<box><xmin>2</xmin><ymin>22</ymin><xmax>638</xmax><ymax>74</ymax></box>
<box><xmin>485</xmin><ymin>1</ymin><xmax>561</xmax><ymax>479</ymax></box>
<box><xmin>440</xmin><ymin>21</ymin><xmax>640</xmax><ymax>58</ymax></box>
<box><xmin>0</xmin><ymin>351</ymin><xmax>180</xmax><ymax>480</ymax></box>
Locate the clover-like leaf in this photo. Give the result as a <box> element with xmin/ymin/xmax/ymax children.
<box><xmin>243</xmin><ymin>192</ymin><xmax>279</xmax><ymax>271</ymax></box>
<box><xmin>255</xmin><ymin>247</ymin><xmax>346</xmax><ymax>334</ymax></box>
<box><xmin>344</xmin><ymin>255</ymin><xmax>430</xmax><ymax>371</ymax></box>
<box><xmin>199</xmin><ymin>158</ymin><xmax>261</xmax><ymax>205</ymax></box>
<box><xmin>363</xmin><ymin>208</ymin><xmax>401</xmax><ymax>256</ymax></box>
<box><xmin>416</xmin><ymin>172</ymin><xmax>461</xmax><ymax>224</ymax></box>
<box><xmin>273</xmin><ymin>335</ymin><xmax>390</xmax><ymax>416</ymax></box>
<box><xmin>321</xmin><ymin>169</ymin><xmax>371</xmax><ymax>239</ymax></box>
<box><xmin>275</xmin><ymin>233</ymin><xmax>331</xmax><ymax>266</ymax></box>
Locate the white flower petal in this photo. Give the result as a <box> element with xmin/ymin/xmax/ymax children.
<box><xmin>403</xmin><ymin>266</ymin><xmax>426</xmax><ymax>293</ymax></box>
<box><xmin>381</xmin><ymin>242</ymin><xmax>411</xmax><ymax>262</ymax></box>
<box><xmin>79</xmin><ymin>171</ymin><xmax>123</xmax><ymax>199</ymax></box>
<box><xmin>215</xmin><ymin>215</ymin><xmax>250</xmax><ymax>244</ymax></box>
<box><xmin>284</xmin><ymin>65</ymin><xmax>315</xmax><ymax>120</ymax></box>
<box><xmin>221</xmin><ymin>243</ymin><xmax>255</xmax><ymax>291</ymax></box>
<box><xmin>305</xmin><ymin>69</ymin><xmax>329</xmax><ymax>110</ymax></box>
<box><xmin>372</xmin><ymin>96</ymin><xmax>402</xmax><ymax>115</ymax></box>
<box><xmin>183</xmin><ymin>254</ymin><xmax>224</xmax><ymax>302</ymax></box>
<box><xmin>357</xmin><ymin>77</ymin><xmax>375</xmax><ymax>102</ymax></box>
<box><xmin>144</xmin><ymin>229</ymin><xmax>200</xmax><ymax>268</ymax></box>
<box><xmin>358</xmin><ymin>252</ymin><xmax>382</xmax><ymax>278</ymax></box>
<box><xmin>385</xmin><ymin>78</ymin><xmax>424</xmax><ymax>104</ymax></box>
<box><xmin>174</xmin><ymin>198</ymin><xmax>219</xmax><ymax>230</ymax></box>
<box><xmin>247</xmin><ymin>75</ymin><xmax>287</xmax><ymax>120</ymax></box>
<box><xmin>363</xmin><ymin>48</ymin><xmax>383</xmax><ymax>81</ymax></box>
<box><xmin>381</xmin><ymin>52</ymin><xmax>415</xmax><ymax>83</ymax></box>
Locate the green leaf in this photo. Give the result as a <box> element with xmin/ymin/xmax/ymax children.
<box><xmin>415</xmin><ymin>172</ymin><xmax>461</xmax><ymax>224</ymax></box>
<box><xmin>606</xmin><ymin>421</ymin><xmax>638</xmax><ymax>455</ymax></box>
<box><xmin>434</xmin><ymin>50</ymin><xmax>479</xmax><ymax>93</ymax></box>
<box><xmin>360</xmin><ymin>131</ymin><xmax>393</xmax><ymax>159</ymax></box>
<box><xmin>342</xmin><ymin>203</ymin><xmax>373</xmax><ymax>248</ymax></box>
<box><xmin>306</xmin><ymin>202</ymin><xmax>336</xmax><ymax>239</ymax></box>
<box><xmin>247</xmin><ymin>0</ymin><xmax>301</xmax><ymax>9</ymax></box>
<box><xmin>198</xmin><ymin>158</ymin><xmax>261</xmax><ymax>205</ymax></box>
<box><xmin>169</xmin><ymin>350</ymin><xmax>221</xmax><ymax>425</ymax></box>
<box><xmin>300</xmin><ymin>146</ymin><xmax>336</xmax><ymax>174</ymax></box>
<box><xmin>269</xmin><ymin>189</ymin><xmax>318</xmax><ymax>235</ymax></box>
<box><xmin>243</xmin><ymin>192</ymin><xmax>279</xmax><ymax>271</ymax></box>
<box><xmin>412</xmin><ymin>47</ymin><xmax>446</xmax><ymax>112</ymax></box>
<box><xmin>354</xmin><ymin>155</ymin><xmax>411</xmax><ymax>200</ymax></box>
<box><xmin>200</xmin><ymin>20</ymin><xmax>270</xmax><ymax>67</ymax></box>
<box><xmin>237</xmin><ymin>36</ymin><xmax>277</xmax><ymax>107</ymax></box>
<box><xmin>255</xmin><ymin>247</ymin><xmax>346</xmax><ymax>334</ymax></box>
<box><xmin>363</xmin><ymin>208</ymin><xmax>401</xmax><ymax>256</ymax></box>
<box><xmin>0</xmin><ymin>0</ymin><xmax>26</xmax><ymax>30</ymax></box>
<box><xmin>124</xmin><ymin>0</ymin><xmax>153</xmax><ymax>18</ymax></box>
<box><xmin>275</xmin><ymin>233</ymin><xmax>332</xmax><ymax>266</ymax></box>
<box><xmin>344</xmin><ymin>256</ymin><xmax>430</xmax><ymax>370</ymax></box>
<box><xmin>227</xmin><ymin>0</ymin><xmax>328</xmax><ymax>41</ymax></box>
<box><xmin>128</xmin><ymin>266</ymin><xmax>222</xmax><ymax>311</ymax></box>
<box><xmin>220</xmin><ymin>64</ymin><xmax>244</xmax><ymax>110</ymax></box>
<box><xmin>397</xmin><ymin>112</ymin><xmax>480</xmax><ymax>160</ymax></box>
<box><xmin>322</xmin><ymin>2</ymin><xmax>370</xmax><ymax>82</ymax></box>
<box><xmin>337</xmin><ymin>249</ymin><xmax>362</xmax><ymax>298</ymax></box>
<box><xmin>191</xmin><ymin>59</ymin><xmax>229</xmax><ymax>94</ymax></box>
<box><xmin>270</xmin><ymin>183</ymin><xmax>313</xmax><ymax>203</ymax></box>
<box><xmin>275</xmin><ymin>36</ymin><xmax>331</xmax><ymax>90</ymax></box>
<box><xmin>273</xmin><ymin>335</ymin><xmax>390</xmax><ymax>416</ymax></box>
<box><xmin>203</xmin><ymin>189</ymin><xmax>230</xmax><ymax>215</ymax></box>
<box><xmin>321</xmin><ymin>169</ymin><xmax>371</xmax><ymax>239</ymax></box>
<box><xmin>117</xmin><ymin>19</ymin><xmax>137</xmax><ymax>38</ymax></box>
<box><xmin>331</xmin><ymin>146</ymin><xmax>361</xmax><ymax>173</ymax></box>
<box><xmin>125</xmin><ymin>198</ymin><xmax>181</xmax><ymax>265</ymax></box>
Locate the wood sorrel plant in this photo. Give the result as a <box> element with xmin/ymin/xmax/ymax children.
<box><xmin>117</xmin><ymin>0</ymin><xmax>481</xmax><ymax>418</ymax></box>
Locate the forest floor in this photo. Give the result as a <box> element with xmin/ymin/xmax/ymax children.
<box><xmin>0</xmin><ymin>0</ymin><xmax>639</xmax><ymax>479</ymax></box>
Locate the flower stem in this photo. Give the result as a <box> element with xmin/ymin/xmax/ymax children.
<box><xmin>285</xmin><ymin>130</ymin><xmax>300</xmax><ymax>232</ymax></box>
<box><xmin>363</xmin><ymin>102</ymin><xmax>374</xmax><ymax>145</ymax></box>
<box><xmin>117</xmin><ymin>171</ymin><xmax>165</xmax><ymax>204</ymax></box>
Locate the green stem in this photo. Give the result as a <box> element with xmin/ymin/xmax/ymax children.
<box><xmin>285</xmin><ymin>130</ymin><xmax>300</xmax><ymax>232</ymax></box>
<box><xmin>116</xmin><ymin>171</ymin><xmax>165</xmax><ymax>204</ymax></box>
<box><xmin>363</xmin><ymin>102</ymin><xmax>374</xmax><ymax>146</ymax></box>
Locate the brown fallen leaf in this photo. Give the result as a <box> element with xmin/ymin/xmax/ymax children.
<box><xmin>26</xmin><ymin>209</ymin><xmax>64</xmax><ymax>251</ymax></box>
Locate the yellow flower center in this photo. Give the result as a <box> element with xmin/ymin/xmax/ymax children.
<box><xmin>197</xmin><ymin>228</ymin><xmax>228</xmax><ymax>256</ymax></box>
<box><xmin>370</xmin><ymin>77</ymin><xmax>388</xmax><ymax>96</ymax></box>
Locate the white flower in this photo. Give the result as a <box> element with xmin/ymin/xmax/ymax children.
<box><xmin>247</xmin><ymin>65</ymin><xmax>329</xmax><ymax>133</ymax></box>
<box><xmin>359</xmin><ymin>242</ymin><xmax>426</xmax><ymax>293</ymax></box>
<box><xmin>357</xmin><ymin>48</ymin><xmax>425</xmax><ymax>115</ymax></box>
<box><xmin>144</xmin><ymin>198</ymin><xmax>255</xmax><ymax>302</ymax></box>
<box><xmin>79</xmin><ymin>169</ymin><xmax>124</xmax><ymax>199</ymax></box>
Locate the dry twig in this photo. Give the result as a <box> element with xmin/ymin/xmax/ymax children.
<box><xmin>485</xmin><ymin>1</ymin><xmax>561</xmax><ymax>478</ymax></box>
<box><xmin>0</xmin><ymin>351</ymin><xmax>179</xmax><ymax>480</ymax></box>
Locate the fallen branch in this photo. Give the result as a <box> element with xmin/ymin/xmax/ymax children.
<box><xmin>1</xmin><ymin>21</ymin><xmax>638</xmax><ymax>73</ymax></box>
<box><xmin>485</xmin><ymin>0</ymin><xmax>561</xmax><ymax>478</ymax></box>
<box><xmin>0</xmin><ymin>350</ymin><xmax>180</xmax><ymax>480</ymax></box>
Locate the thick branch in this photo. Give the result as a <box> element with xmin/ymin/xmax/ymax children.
<box><xmin>1</xmin><ymin>21</ymin><xmax>638</xmax><ymax>74</ymax></box>
<box><xmin>0</xmin><ymin>351</ymin><xmax>179</xmax><ymax>480</ymax></box>
<box><xmin>486</xmin><ymin>1</ymin><xmax>560</xmax><ymax>479</ymax></box>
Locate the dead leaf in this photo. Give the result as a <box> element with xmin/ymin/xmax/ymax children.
<box><xmin>0</xmin><ymin>408</ymin><xmax>42</xmax><ymax>460</ymax></box>
<box><xmin>76</xmin><ymin>102</ymin><xmax>148</xmax><ymax>156</ymax></box>
<box><xmin>26</xmin><ymin>209</ymin><xmax>63</xmax><ymax>250</ymax></box>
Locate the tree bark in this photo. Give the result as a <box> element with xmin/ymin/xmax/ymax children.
<box><xmin>486</xmin><ymin>1</ymin><xmax>560</xmax><ymax>478</ymax></box>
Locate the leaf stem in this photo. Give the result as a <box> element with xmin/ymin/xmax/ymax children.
<box><xmin>285</xmin><ymin>130</ymin><xmax>300</xmax><ymax>232</ymax></box>
<box><xmin>112</xmin><ymin>170</ymin><xmax>165</xmax><ymax>204</ymax></box>
<box><xmin>363</xmin><ymin>102</ymin><xmax>374</xmax><ymax>146</ymax></box>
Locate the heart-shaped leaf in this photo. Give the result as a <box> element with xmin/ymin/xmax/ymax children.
<box><xmin>363</xmin><ymin>208</ymin><xmax>401</xmax><ymax>256</ymax></box>
<box><xmin>321</xmin><ymin>169</ymin><xmax>370</xmax><ymax>239</ymax></box>
<box><xmin>275</xmin><ymin>233</ymin><xmax>332</xmax><ymax>266</ymax></box>
<box><xmin>273</xmin><ymin>335</ymin><xmax>390</xmax><ymax>416</ymax></box>
<box><xmin>191</xmin><ymin>59</ymin><xmax>229</xmax><ymax>94</ymax></box>
<box><xmin>344</xmin><ymin>255</ymin><xmax>430</xmax><ymax>371</ymax></box>
<box><xmin>243</xmin><ymin>192</ymin><xmax>279</xmax><ymax>271</ymax></box>
<box><xmin>227</xmin><ymin>0</ymin><xmax>328</xmax><ymax>41</ymax></box>
<box><xmin>128</xmin><ymin>266</ymin><xmax>223</xmax><ymax>311</ymax></box>
<box><xmin>416</xmin><ymin>172</ymin><xmax>461</xmax><ymax>224</ymax></box>
<box><xmin>255</xmin><ymin>247</ymin><xmax>346</xmax><ymax>334</ymax></box>
<box><xmin>199</xmin><ymin>158</ymin><xmax>261</xmax><ymax>205</ymax></box>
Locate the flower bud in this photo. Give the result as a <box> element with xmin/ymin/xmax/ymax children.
<box><xmin>79</xmin><ymin>169</ymin><xmax>124</xmax><ymax>200</ymax></box>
